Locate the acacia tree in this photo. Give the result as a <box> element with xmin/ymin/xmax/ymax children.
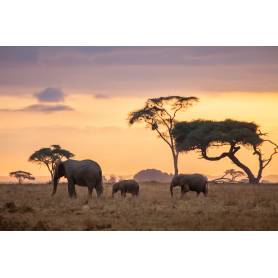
<box><xmin>29</xmin><ymin>144</ymin><xmax>74</xmax><ymax>182</ymax></box>
<box><xmin>173</xmin><ymin>119</ymin><xmax>278</xmax><ymax>184</ymax></box>
<box><xmin>128</xmin><ymin>96</ymin><xmax>199</xmax><ymax>175</ymax></box>
<box><xmin>225</xmin><ymin>169</ymin><xmax>245</xmax><ymax>182</ymax></box>
<box><xmin>9</xmin><ymin>171</ymin><xmax>35</xmax><ymax>184</ymax></box>
<box><xmin>212</xmin><ymin>169</ymin><xmax>245</xmax><ymax>183</ymax></box>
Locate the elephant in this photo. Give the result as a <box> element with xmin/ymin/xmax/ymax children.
<box><xmin>170</xmin><ymin>174</ymin><xmax>208</xmax><ymax>198</ymax></box>
<box><xmin>52</xmin><ymin>159</ymin><xmax>103</xmax><ymax>199</ymax></box>
<box><xmin>112</xmin><ymin>179</ymin><xmax>139</xmax><ymax>198</ymax></box>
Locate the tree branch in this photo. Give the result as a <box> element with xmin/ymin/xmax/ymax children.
<box><xmin>201</xmin><ymin>148</ymin><xmax>230</xmax><ymax>161</ymax></box>
<box><xmin>201</xmin><ymin>145</ymin><xmax>240</xmax><ymax>161</ymax></box>
<box><xmin>154</xmin><ymin>127</ymin><xmax>173</xmax><ymax>149</ymax></box>
<box><xmin>261</xmin><ymin>140</ymin><xmax>278</xmax><ymax>169</ymax></box>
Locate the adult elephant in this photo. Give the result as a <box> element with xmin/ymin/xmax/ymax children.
<box><xmin>52</xmin><ymin>159</ymin><xmax>103</xmax><ymax>199</ymax></box>
<box><xmin>170</xmin><ymin>174</ymin><xmax>208</xmax><ymax>198</ymax></box>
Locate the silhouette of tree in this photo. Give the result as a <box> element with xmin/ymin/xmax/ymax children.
<box><xmin>225</xmin><ymin>169</ymin><xmax>245</xmax><ymax>182</ymax></box>
<box><xmin>29</xmin><ymin>144</ymin><xmax>74</xmax><ymax>182</ymax></box>
<box><xmin>9</xmin><ymin>170</ymin><xmax>35</xmax><ymax>184</ymax></box>
<box><xmin>128</xmin><ymin>96</ymin><xmax>198</xmax><ymax>174</ymax></box>
<box><xmin>173</xmin><ymin>119</ymin><xmax>278</xmax><ymax>184</ymax></box>
<box><xmin>211</xmin><ymin>169</ymin><xmax>245</xmax><ymax>183</ymax></box>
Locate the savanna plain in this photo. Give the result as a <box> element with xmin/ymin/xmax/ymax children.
<box><xmin>1</xmin><ymin>182</ymin><xmax>278</xmax><ymax>231</ymax></box>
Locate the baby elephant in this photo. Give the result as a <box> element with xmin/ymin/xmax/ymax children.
<box><xmin>170</xmin><ymin>174</ymin><xmax>208</xmax><ymax>198</ymax></box>
<box><xmin>112</xmin><ymin>179</ymin><xmax>139</xmax><ymax>198</ymax></box>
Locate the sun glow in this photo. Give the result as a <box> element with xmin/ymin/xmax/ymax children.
<box><xmin>0</xmin><ymin>91</ymin><xmax>277</xmax><ymax>179</ymax></box>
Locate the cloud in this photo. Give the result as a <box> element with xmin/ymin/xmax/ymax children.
<box><xmin>21</xmin><ymin>104</ymin><xmax>73</xmax><ymax>112</ymax></box>
<box><xmin>93</xmin><ymin>94</ymin><xmax>110</xmax><ymax>99</ymax></box>
<box><xmin>0</xmin><ymin>104</ymin><xmax>74</xmax><ymax>113</ymax></box>
<box><xmin>34</xmin><ymin>87</ymin><xmax>65</xmax><ymax>102</ymax></box>
<box><xmin>1</xmin><ymin>46</ymin><xmax>278</xmax><ymax>66</ymax></box>
<box><xmin>0</xmin><ymin>47</ymin><xmax>278</xmax><ymax>94</ymax></box>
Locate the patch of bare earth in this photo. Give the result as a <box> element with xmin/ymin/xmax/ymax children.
<box><xmin>0</xmin><ymin>182</ymin><xmax>278</xmax><ymax>230</ymax></box>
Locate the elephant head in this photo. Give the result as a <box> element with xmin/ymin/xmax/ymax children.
<box><xmin>112</xmin><ymin>182</ymin><xmax>120</xmax><ymax>197</ymax></box>
<box><xmin>170</xmin><ymin>175</ymin><xmax>181</xmax><ymax>197</ymax></box>
<box><xmin>52</xmin><ymin>161</ymin><xmax>65</xmax><ymax>196</ymax></box>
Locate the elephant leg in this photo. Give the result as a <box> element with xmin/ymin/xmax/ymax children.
<box><xmin>95</xmin><ymin>185</ymin><xmax>103</xmax><ymax>198</ymax></box>
<box><xmin>87</xmin><ymin>187</ymin><xmax>93</xmax><ymax>200</ymax></box>
<box><xmin>68</xmin><ymin>179</ymin><xmax>77</xmax><ymax>199</ymax></box>
<box><xmin>121</xmin><ymin>190</ymin><xmax>126</xmax><ymax>198</ymax></box>
<box><xmin>180</xmin><ymin>187</ymin><xmax>186</xmax><ymax>198</ymax></box>
<box><xmin>181</xmin><ymin>185</ymin><xmax>189</xmax><ymax>199</ymax></box>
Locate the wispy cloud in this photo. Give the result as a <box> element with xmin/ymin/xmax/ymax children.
<box><xmin>93</xmin><ymin>93</ymin><xmax>110</xmax><ymax>99</ymax></box>
<box><xmin>0</xmin><ymin>104</ymin><xmax>74</xmax><ymax>113</ymax></box>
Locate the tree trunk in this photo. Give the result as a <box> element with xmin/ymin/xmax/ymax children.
<box><xmin>228</xmin><ymin>154</ymin><xmax>260</xmax><ymax>184</ymax></box>
<box><xmin>50</xmin><ymin>171</ymin><xmax>54</xmax><ymax>184</ymax></box>
<box><xmin>172</xmin><ymin>151</ymin><xmax>179</xmax><ymax>175</ymax></box>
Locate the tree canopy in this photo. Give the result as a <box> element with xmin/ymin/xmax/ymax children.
<box><xmin>9</xmin><ymin>170</ymin><xmax>35</xmax><ymax>184</ymax></box>
<box><xmin>173</xmin><ymin>119</ymin><xmax>277</xmax><ymax>183</ymax></box>
<box><xmin>128</xmin><ymin>96</ymin><xmax>199</xmax><ymax>174</ymax></box>
<box><xmin>174</xmin><ymin>119</ymin><xmax>262</xmax><ymax>152</ymax></box>
<box><xmin>29</xmin><ymin>144</ymin><xmax>74</xmax><ymax>181</ymax></box>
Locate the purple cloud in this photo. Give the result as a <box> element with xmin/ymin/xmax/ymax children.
<box><xmin>34</xmin><ymin>87</ymin><xmax>65</xmax><ymax>102</ymax></box>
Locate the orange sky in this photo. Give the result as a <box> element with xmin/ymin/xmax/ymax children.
<box><xmin>0</xmin><ymin>91</ymin><xmax>277</xmax><ymax>178</ymax></box>
<box><xmin>0</xmin><ymin>47</ymin><xmax>278</xmax><ymax>179</ymax></box>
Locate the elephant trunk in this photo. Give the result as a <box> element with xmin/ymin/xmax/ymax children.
<box><xmin>170</xmin><ymin>184</ymin><xmax>174</xmax><ymax>197</ymax></box>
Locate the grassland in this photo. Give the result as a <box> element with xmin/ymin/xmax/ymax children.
<box><xmin>0</xmin><ymin>182</ymin><xmax>278</xmax><ymax>230</ymax></box>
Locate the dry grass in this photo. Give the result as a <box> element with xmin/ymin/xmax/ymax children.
<box><xmin>0</xmin><ymin>182</ymin><xmax>278</xmax><ymax>230</ymax></box>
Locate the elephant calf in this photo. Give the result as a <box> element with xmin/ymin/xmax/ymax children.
<box><xmin>112</xmin><ymin>179</ymin><xmax>139</xmax><ymax>198</ymax></box>
<box><xmin>170</xmin><ymin>174</ymin><xmax>208</xmax><ymax>198</ymax></box>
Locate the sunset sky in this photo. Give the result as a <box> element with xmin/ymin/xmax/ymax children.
<box><xmin>0</xmin><ymin>47</ymin><xmax>278</xmax><ymax>179</ymax></box>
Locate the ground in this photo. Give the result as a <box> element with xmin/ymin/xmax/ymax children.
<box><xmin>0</xmin><ymin>182</ymin><xmax>278</xmax><ymax>230</ymax></box>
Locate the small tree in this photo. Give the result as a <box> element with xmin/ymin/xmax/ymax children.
<box><xmin>212</xmin><ymin>169</ymin><xmax>245</xmax><ymax>183</ymax></box>
<box><xmin>9</xmin><ymin>171</ymin><xmax>35</xmax><ymax>184</ymax></box>
<box><xmin>173</xmin><ymin>119</ymin><xmax>278</xmax><ymax>184</ymax></box>
<box><xmin>29</xmin><ymin>144</ymin><xmax>74</xmax><ymax>182</ymax></box>
<box><xmin>128</xmin><ymin>96</ymin><xmax>199</xmax><ymax>175</ymax></box>
<box><xmin>225</xmin><ymin>169</ymin><xmax>245</xmax><ymax>182</ymax></box>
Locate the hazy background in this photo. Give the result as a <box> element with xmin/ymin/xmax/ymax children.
<box><xmin>0</xmin><ymin>47</ymin><xmax>277</xmax><ymax>179</ymax></box>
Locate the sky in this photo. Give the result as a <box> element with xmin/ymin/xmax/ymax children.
<box><xmin>0</xmin><ymin>46</ymin><xmax>278</xmax><ymax>179</ymax></box>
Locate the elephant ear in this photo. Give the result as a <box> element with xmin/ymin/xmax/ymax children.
<box><xmin>55</xmin><ymin>161</ymin><xmax>65</xmax><ymax>178</ymax></box>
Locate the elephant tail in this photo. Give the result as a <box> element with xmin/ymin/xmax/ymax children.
<box><xmin>204</xmin><ymin>179</ymin><xmax>208</xmax><ymax>196</ymax></box>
